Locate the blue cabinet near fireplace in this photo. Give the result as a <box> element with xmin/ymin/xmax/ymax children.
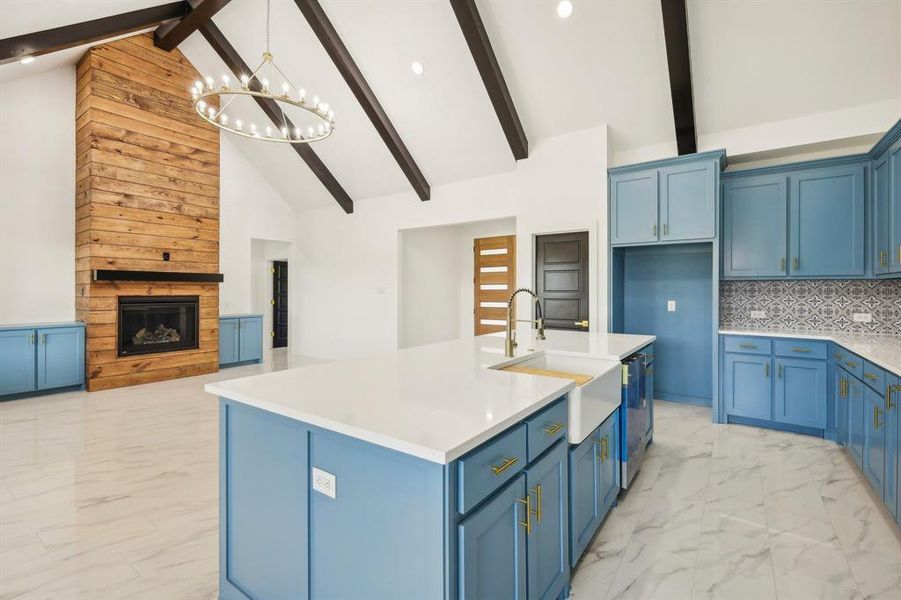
<box><xmin>0</xmin><ymin>323</ymin><xmax>85</xmax><ymax>398</ymax></box>
<box><xmin>219</xmin><ymin>315</ymin><xmax>263</xmax><ymax>367</ymax></box>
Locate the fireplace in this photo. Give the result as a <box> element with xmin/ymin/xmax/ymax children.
<box><xmin>118</xmin><ymin>296</ymin><xmax>199</xmax><ymax>357</ymax></box>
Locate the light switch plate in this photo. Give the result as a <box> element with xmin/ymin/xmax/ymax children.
<box><xmin>750</xmin><ymin>310</ymin><xmax>767</xmax><ymax>319</ymax></box>
<box><xmin>852</xmin><ymin>313</ymin><xmax>873</xmax><ymax>323</ymax></box>
<box><xmin>312</xmin><ymin>467</ymin><xmax>336</xmax><ymax>499</ymax></box>
<box><xmin>667</xmin><ymin>300</ymin><xmax>676</xmax><ymax>312</ymax></box>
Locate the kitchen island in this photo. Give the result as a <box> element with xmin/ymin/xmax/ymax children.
<box><xmin>206</xmin><ymin>329</ymin><xmax>654</xmax><ymax>600</ymax></box>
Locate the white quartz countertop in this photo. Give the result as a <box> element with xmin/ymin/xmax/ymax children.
<box><xmin>719</xmin><ymin>328</ymin><xmax>901</xmax><ymax>376</ymax></box>
<box><xmin>205</xmin><ymin>329</ymin><xmax>655</xmax><ymax>464</ymax></box>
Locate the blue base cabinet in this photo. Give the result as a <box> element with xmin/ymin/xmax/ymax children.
<box><xmin>219</xmin><ymin>315</ymin><xmax>263</xmax><ymax>367</ymax></box>
<box><xmin>848</xmin><ymin>375</ymin><xmax>865</xmax><ymax>467</ymax></box>
<box><xmin>525</xmin><ymin>442</ymin><xmax>569</xmax><ymax>600</ymax></box>
<box><xmin>568</xmin><ymin>408</ymin><xmax>619</xmax><ymax>568</ymax></box>
<box><xmin>0</xmin><ymin>323</ymin><xmax>84</xmax><ymax>398</ymax></box>
<box><xmin>723</xmin><ymin>352</ymin><xmax>772</xmax><ymax>421</ymax></box>
<box><xmin>863</xmin><ymin>385</ymin><xmax>887</xmax><ymax>496</ymax></box>
<box><xmin>775</xmin><ymin>357</ymin><xmax>827</xmax><ymax>430</ymax></box>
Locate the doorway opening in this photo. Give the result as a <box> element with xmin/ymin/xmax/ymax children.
<box><xmin>250</xmin><ymin>238</ymin><xmax>292</xmax><ymax>355</ymax></box>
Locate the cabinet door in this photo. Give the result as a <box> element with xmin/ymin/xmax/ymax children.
<box><xmin>239</xmin><ymin>317</ymin><xmax>263</xmax><ymax>362</ymax></box>
<box><xmin>525</xmin><ymin>442</ymin><xmax>568</xmax><ymax>600</ymax></box>
<box><xmin>848</xmin><ymin>377</ymin><xmax>865</xmax><ymax>468</ymax></box>
<box><xmin>0</xmin><ymin>329</ymin><xmax>36</xmax><ymax>395</ymax></box>
<box><xmin>873</xmin><ymin>152</ymin><xmax>891</xmax><ymax>275</ymax></box>
<box><xmin>889</xmin><ymin>138</ymin><xmax>901</xmax><ymax>274</ymax></box>
<box><xmin>568</xmin><ymin>430</ymin><xmax>601</xmax><ymax>566</ymax></box>
<box><xmin>885</xmin><ymin>373</ymin><xmax>898</xmax><ymax>521</ymax></box>
<box><xmin>863</xmin><ymin>386</ymin><xmax>886</xmax><ymax>496</ymax></box>
<box><xmin>459</xmin><ymin>474</ymin><xmax>528</xmax><ymax>600</ymax></box>
<box><xmin>36</xmin><ymin>327</ymin><xmax>84</xmax><ymax>391</ymax></box>
<box><xmin>722</xmin><ymin>176</ymin><xmax>788</xmax><ymax>277</ymax></box>
<box><xmin>598</xmin><ymin>410</ymin><xmax>620</xmax><ymax>510</ymax></box>
<box><xmin>835</xmin><ymin>369</ymin><xmax>849</xmax><ymax>446</ymax></box>
<box><xmin>789</xmin><ymin>164</ymin><xmax>865</xmax><ymax>277</ymax></box>
<box><xmin>219</xmin><ymin>319</ymin><xmax>240</xmax><ymax>365</ymax></box>
<box><xmin>659</xmin><ymin>161</ymin><xmax>715</xmax><ymax>242</ymax></box>
<box><xmin>724</xmin><ymin>353</ymin><xmax>772</xmax><ymax>420</ymax></box>
<box><xmin>610</xmin><ymin>170</ymin><xmax>658</xmax><ymax>245</ymax></box>
<box><xmin>774</xmin><ymin>358</ymin><xmax>826</xmax><ymax>430</ymax></box>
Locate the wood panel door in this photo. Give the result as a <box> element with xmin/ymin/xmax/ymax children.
<box><xmin>272</xmin><ymin>261</ymin><xmax>288</xmax><ymax>348</ymax></box>
<box><xmin>535</xmin><ymin>232</ymin><xmax>589</xmax><ymax>331</ymax></box>
<box><xmin>473</xmin><ymin>235</ymin><xmax>516</xmax><ymax>335</ymax></box>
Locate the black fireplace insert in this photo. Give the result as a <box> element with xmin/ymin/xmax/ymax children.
<box><xmin>117</xmin><ymin>296</ymin><xmax>199</xmax><ymax>357</ymax></box>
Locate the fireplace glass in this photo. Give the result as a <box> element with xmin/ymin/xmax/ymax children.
<box><xmin>117</xmin><ymin>296</ymin><xmax>199</xmax><ymax>357</ymax></box>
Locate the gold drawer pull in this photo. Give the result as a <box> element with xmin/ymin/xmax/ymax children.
<box><xmin>490</xmin><ymin>457</ymin><xmax>518</xmax><ymax>476</ymax></box>
<box><xmin>542</xmin><ymin>423</ymin><xmax>565</xmax><ymax>436</ymax></box>
<box><xmin>833</xmin><ymin>353</ymin><xmax>842</xmax><ymax>360</ymax></box>
<box><xmin>739</xmin><ymin>343</ymin><xmax>757</xmax><ymax>350</ymax></box>
<box><xmin>791</xmin><ymin>347</ymin><xmax>811</xmax><ymax>353</ymax></box>
<box><xmin>845</xmin><ymin>361</ymin><xmax>858</xmax><ymax>369</ymax></box>
<box><xmin>517</xmin><ymin>494</ymin><xmax>532</xmax><ymax>535</ymax></box>
<box><xmin>864</xmin><ymin>373</ymin><xmax>879</xmax><ymax>381</ymax></box>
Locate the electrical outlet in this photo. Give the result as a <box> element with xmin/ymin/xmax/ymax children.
<box><xmin>750</xmin><ymin>310</ymin><xmax>767</xmax><ymax>319</ymax></box>
<box><xmin>312</xmin><ymin>467</ymin><xmax>336</xmax><ymax>499</ymax></box>
<box><xmin>852</xmin><ymin>313</ymin><xmax>873</xmax><ymax>323</ymax></box>
<box><xmin>667</xmin><ymin>300</ymin><xmax>676</xmax><ymax>312</ymax></box>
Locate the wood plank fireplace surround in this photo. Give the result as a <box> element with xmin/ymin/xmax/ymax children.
<box><xmin>75</xmin><ymin>33</ymin><xmax>222</xmax><ymax>391</ymax></box>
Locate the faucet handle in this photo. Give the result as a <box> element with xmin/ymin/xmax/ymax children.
<box><xmin>511</xmin><ymin>329</ymin><xmax>518</xmax><ymax>349</ymax></box>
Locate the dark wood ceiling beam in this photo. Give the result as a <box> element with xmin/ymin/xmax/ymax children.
<box><xmin>293</xmin><ymin>0</ymin><xmax>430</xmax><ymax>201</ymax></box>
<box><xmin>0</xmin><ymin>2</ymin><xmax>186</xmax><ymax>66</ymax></box>
<box><xmin>449</xmin><ymin>0</ymin><xmax>528</xmax><ymax>160</ymax></box>
<box><xmin>660</xmin><ymin>0</ymin><xmax>697</xmax><ymax>155</ymax></box>
<box><xmin>154</xmin><ymin>0</ymin><xmax>232</xmax><ymax>52</ymax></box>
<box><xmin>199</xmin><ymin>22</ymin><xmax>354</xmax><ymax>214</ymax></box>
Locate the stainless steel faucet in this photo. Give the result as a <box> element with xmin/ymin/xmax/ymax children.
<box><xmin>505</xmin><ymin>288</ymin><xmax>546</xmax><ymax>357</ymax></box>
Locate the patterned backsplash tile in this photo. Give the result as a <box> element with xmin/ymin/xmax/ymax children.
<box><xmin>720</xmin><ymin>279</ymin><xmax>901</xmax><ymax>335</ymax></box>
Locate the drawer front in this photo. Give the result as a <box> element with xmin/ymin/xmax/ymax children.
<box><xmin>723</xmin><ymin>336</ymin><xmax>771</xmax><ymax>355</ymax></box>
<box><xmin>842</xmin><ymin>354</ymin><xmax>864</xmax><ymax>379</ymax></box>
<box><xmin>525</xmin><ymin>399</ymin><xmax>568</xmax><ymax>462</ymax></box>
<box><xmin>832</xmin><ymin>345</ymin><xmax>847</xmax><ymax>365</ymax></box>
<box><xmin>862</xmin><ymin>361</ymin><xmax>885</xmax><ymax>394</ymax></box>
<box><xmin>458</xmin><ymin>424</ymin><xmax>528</xmax><ymax>514</ymax></box>
<box><xmin>773</xmin><ymin>339</ymin><xmax>827</xmax><ymax>360</ymax></box>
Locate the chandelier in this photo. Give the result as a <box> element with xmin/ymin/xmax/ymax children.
<box><xmin>190</xmin><ymin>0</ymin><xmax>335</xmax><ymax>144</ymax></box>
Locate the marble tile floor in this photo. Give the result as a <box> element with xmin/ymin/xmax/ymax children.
<box><xmin>2</xmin><ymin>355</ymin><xmax>900</xmax><ymax>600</ymax></box>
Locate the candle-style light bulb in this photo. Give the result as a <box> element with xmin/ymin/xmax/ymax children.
<box><xmin>220</xmin><ymin>114</ymin><xmax>228</xmax><ymax>125</ymax></box>
<box><xmin>221</xmin><ymin>75</ymin><xmax>230</xmax><ymax>88</ymax></box>
<box><xmin>240</xmin><ymin>74</ymin><xmax>249</xmax><ymax>89</ymax></box>
<box><xmin>294</xmin><ymin>127</ymin><xmax>301</xmax><ymax>139</ymax></box>
<box><xmin>236</xmin><ymin>119</ymin><xmax>243</xmax><ymax>131</ymax></box>
<box><xmin>204</xmin><ymin>76</ymin><xmax>214</xmax><ymax>89</ymax></box>
<box><xmin>281</xmin><ymin>81</ymin><xmax>290</xmax><ymax>95</ymax></box>
<box><xmin>281</xmin><ymin>126</ymin><xmax>288</xmax><ymax>138</ymax></box>
<box><xmin>261</xmin><ymin>78</ymin><xmax>270</xmax><ymax>92</ymax></box>
<box><xmin>297</xmin><ymin>88</ymin><xmax>306</xmax><ymax>100</ymax></box>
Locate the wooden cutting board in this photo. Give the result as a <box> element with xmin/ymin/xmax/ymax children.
<box><xmin>501</xmin><ymin>365</ymin><xmax>594</xmax><ymax>387</ymax></box>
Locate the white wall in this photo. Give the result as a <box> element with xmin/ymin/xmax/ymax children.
<box><xmin>250</xmin><ymin>238</ymin><xmax>292</xmax><ymax>355</ymax></box>
<box><xmin>294</xmin><ymin>126</ymin><xmax>608</xmax><ymax>359</ymax></box>
<box><xmin>0</xmin><ymin>67</ymin><xmax>75</xmax><ymax>324</ymax></box>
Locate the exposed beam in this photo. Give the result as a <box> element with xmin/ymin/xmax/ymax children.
<box><xmin>293</xmin><ymin>0</ymin><xmax>431</xmax><ymax>201</ymax></box>
<box><xmin>154</xmin><ymin>0</ymin><xmax>232</xmax><ymax>52</ymax></box>
<box><xmin>660</xmin><ymin>0</ymin><xmax>697</xmax><ymax>155</ymax></box>
<box><xmin>0</xmin><ymin>2</ymin><xmax>186</xmax><ymax>66</ymax></box>
<box><xmin>449</xmin><ymin>0</ymin><xmax>528</xmax><ymax>160</ymax></box>
<box><xmin>199</xmin><ymin>22</ymin><xmax>354</xmax><ymax>214</ymax></box>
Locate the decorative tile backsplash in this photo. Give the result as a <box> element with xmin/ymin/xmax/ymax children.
<box><xmin>720</xmin><ymin>280</ymin><xmax>901</xmax><ymax>335</ymax></box>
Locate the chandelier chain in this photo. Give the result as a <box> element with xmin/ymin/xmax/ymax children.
<box><xmin>266</xmin><ymin>0</ymin><xmax>271</xmax><ymax>54</ymax></box>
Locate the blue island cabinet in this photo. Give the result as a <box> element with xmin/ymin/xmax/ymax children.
<box><xmin>219</xmin><ymin>315</ymin><xmax>263</xmax><ymax>367</ymax></box>
<box><xmin>0</xmin><ymin>323</ymin><xmax>84</xmax><ymax>398</ymax></box>
<box><xmin>219</xmin><ymin>396</ymin><xmax>573</xmax><ymax>600</ymax></box>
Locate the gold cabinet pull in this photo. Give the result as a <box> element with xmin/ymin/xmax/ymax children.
<box><xmin>864</xmin><ymin>373</ymin><xmax>879</xmax><ymax>381</ymax></box>
<box><xmin>880</xmin><ymin>250</ymin><xmax>888</xmax><ymax>268</ymax></box>
<box><xmin>845</xmin><ymin>361</ymin><xmax>858</xmax><ymax>369</ymax></box>
<box><xmin>531</xmin><ymin>484</ymin><xmax>542</xmax><ymax>524</ymax></box>
<box><xmin>777</xmin><ymin>364</ymin><xmax>783</xmax><ymax>379</ymax></box>
<box><xmin>663</xmin><ymin>223</ymin><xmax>669</xmax><ymax>235</ymax></box>
<box><xmin>596</xmin><ymin>436</ymin><xmax>609</xmax><ymax>462</ymax></box>
<box><xmin>652</xmin><ymin>224</ymin><xmax>657</xmax><ymax>237</ymax></box>
<box><xmin>791</xmin><ymin>347</ymin><xmax>811</xmax><ymax>353</ymax></box>
<box><xmin>780</xmin><ymin>257</ymin><xmax>786</xmax><ymax>271</ymax></box>
<box><xmin>764</xmin><ymin>362</ymin><xmax>769</xmax><ymax>378</ymax></box>
<box><xmin>873</xmin><ymin>405</ymin><xmax>882</xmax><ymax>430</ymax></box>
<box><xmin>490</xmin><ymin>457</ymin><xmax>518</xmax><ymax>476</ymax></box>
<box><xmin>739</xmin><ymin>343</ymin><xmax>757</xmax><ymax>350</ymax></box>
<box><xmin>542</xmin><ymin>423</ymin><xmax>565</xmax><ymax>436</ymax></box>
<box><xmin>29</xmin><ymin>333</ymin><xmax>35</xmax><ymax>345</ymax></box>
<box><xmin>517</xmin><ymin>494</ymin><xmax>532</xmax><ymax>535</ymax></box>
<box><xmin>886</xmin><ymin>385</ymin><xmax>895</xmax><ymax>411</ymax></box>
<box><xmin>574</xmin><ymin>320</ymin><xmax>589</xmax><ymax>328</ymax></box>
<box><xmin>40</xmin><ymin>333</ymin><xmax>47</xmax><ymax>344</ymax></box>
<box><xmin>840</xmin><ymin>378</ymin><xmax>848</xmax><ymax>398</ymax></box>
<box><xmin>792</xmin><ymin>257</ymin><xmax>800</xmax><ymax>270</ymax></box>
<box><xmin>833</xmin><ymin>352</ymin><xmax>842</xmax><ymax>360</ymax></box>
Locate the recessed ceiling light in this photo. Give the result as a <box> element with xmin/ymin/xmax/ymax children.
<box><xmin>411</xmin><ymin>61</ymin><xmax>424</xmax><ymax>76</ymax></box>
<box><xmin>557</xmin><ymin>0</ymin><xmax>574</xmax><ymax>19</ymax></box>
<box><xmin>20</xmin><ymin>56</ymin><xmax>35</xmax><ymax>64</ymax></box>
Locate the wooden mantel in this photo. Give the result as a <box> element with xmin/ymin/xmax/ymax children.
<box><xmin>75</xmin><ymin>33</ymin><xmax>220</xmax><ymax>391</ymax></box>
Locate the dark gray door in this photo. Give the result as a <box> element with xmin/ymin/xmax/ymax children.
<box><xmin>272</xmin><ymin>261</ymin><xmax>288</xmax><ymax>348</ymax></box>
<box><xmin>535</xmin><ymin>232</ymin><xmax>589</xmax><ymax>331</ymax></box>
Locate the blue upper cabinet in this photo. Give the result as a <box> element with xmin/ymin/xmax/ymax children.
<box><xmin>0</xmin><ymin>329</ymin><xmax>37</xmax><ymax>396</ymax></box>
<box><xmin>789</xmin><ymin>164</ymin><xmax>865</xmax><ymax>277</ymax></box>
<box><xmin>889</xmin><ymin>137</ymin><xmax>901</xmax><ymax>274</ymax></box>
<box><xmin>610</xmin><ymin>169</ymin><xmax>658</xmax><ymax>245</ymax></box>
<box><xmin>722</xmin><ymin>175</ymin><xmax>788</xmax><ymax>278</ymax></box>
<box><xmin>36</xmin><ymin>327</ymin><xmax>84</xmax><ymax>391</ymax></box>
<box><xmin>774</xmin><ymin>357</ymin><xmax>826</xmax><ymax>430</ymax></box>
<box><xmin>609</xmin><ymin>152</ymin><xmax>724</xmax><ymax>247</ymax></box>
<box><xmin>659</xmin><ymin>161</ymin><xmax>716</xmax><ymax>242</ymax></box>
<box><xmin>873</xmin><ymin>150</ymin><xmax>891</xmax><ymax>275</ymax></box>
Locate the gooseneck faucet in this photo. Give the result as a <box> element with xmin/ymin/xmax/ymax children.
<box><xmin>505</xmin><ymin>288</ymin><xmax>546</xmax><ymax>358</ymax></box>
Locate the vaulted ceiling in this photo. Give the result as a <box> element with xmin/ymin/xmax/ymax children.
<box><xmin>2</xmin><ymin>0</ymin><xmax>899</xmax><ymax>212</ymax></box>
